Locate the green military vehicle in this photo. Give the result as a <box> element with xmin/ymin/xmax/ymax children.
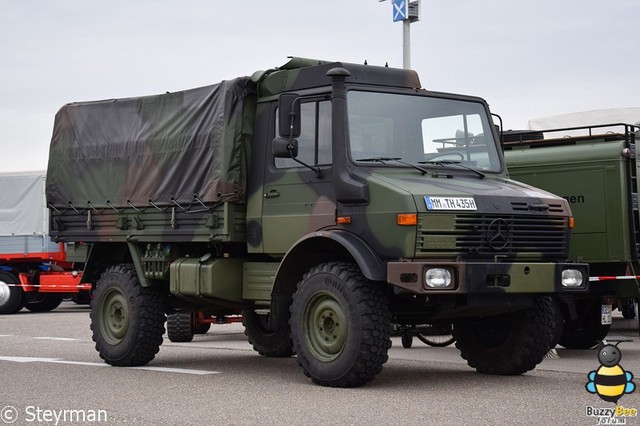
<box><xmin>46</xmin><ymin>57</ymin><xmax>588</xmax><ymax>387</ymax></box>
<box><xmin>504</xmin><ymin>123</ymin><xmax>640</xmax><ymax>349</ymax></box>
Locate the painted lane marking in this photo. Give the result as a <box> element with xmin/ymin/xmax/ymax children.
<box><xmin>132</xmin><ymin>366</ymin><xmax>220</xmax><ymax>375</ymax></box>
<box><xmin>33</xmin><ymin>337</ymin><xmax>80</xmax><ymax>341</ymax></box>
<box><xmin>0</xmin><ymin>355</ymin><xmax>220</xmax><ymax>375</ymax></box>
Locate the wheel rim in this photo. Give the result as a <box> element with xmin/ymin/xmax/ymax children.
<box><xmin>99</xmin><ymin>288</ymin><xmax>129</xmax><ymax>345</ymax></box>
<box><xmin>303</xmin><ymin>291</ymin><xmax>348</xmax><ymax>362</ymax></box>
<box><xmin>0</xmin><ymin>281</ymin><xmax>10</xmax><ymax>306</ymax></box>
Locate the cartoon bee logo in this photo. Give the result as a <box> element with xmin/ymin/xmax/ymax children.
<box><xmin>586</xmin><ymin>343</ymin><xmax>636</xmax><ymax>403</ymax></box>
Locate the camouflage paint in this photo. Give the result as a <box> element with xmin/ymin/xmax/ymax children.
<box><xmin>46</xmin><ymin>57</ymin><xmax>589</xmax><ymax>313</ymax></box>
<box><xmin>47</xmin><ymin>78</ymin><xmax>255</xmax><ymax>208</ymax></box>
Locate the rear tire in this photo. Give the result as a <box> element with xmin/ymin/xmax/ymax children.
<box><xmin>194</xmin><ymin>317</ymin><xmax>211</xmax><ymax>335</ymax></box>
<box><xmin>167</xmin><ymin>312</ymin><xmax>195</xmax><ymax>342</ymax></box>
<box><xmin>91</xmin><ymin>264</ymin><xmax>165</xmax><ymax>366</ymax></box>
<box><xmin>621</xmin><ymin>300</ymin><xmax>637</xmax><ymax>320</ymax></box>
<box><xmin>0</xmin><ymin>271</ymin><xmax>25</xmax><ymax>314</ymax></box>
<box><xmin>454</xmin><ymin>296</ymin><xmax>554</xmax><ymax>375</ymax></box>
<box><xmin>290</xmin><ymin>262</ymin><xmax>391</xmax><ymax>387</ymax></box>
<box><xmin>243</xmin><ymin>308</ymin><xmax>294</xmax><ymax>357</ymax></box>
<box><xmin>71</xmin><ymin>291</ymin><xmax>92</xmax><ymax>305</ymax></box>
<box><xmin>558</xmin><ymin>299</ymin><xmax>610</xmax><ymax>349</ymax></box>
<box><xmin>25</xmin><ymin>294</ymin><xmax>64</xmax><ymax>312</ymax></box>
<box><xmin>401</xmin><ymin>333</ymin><xmax>413</xmax><ymax>349</ymax></box>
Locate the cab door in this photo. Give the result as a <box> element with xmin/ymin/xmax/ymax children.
<box><xmin>261</xmin><ymin>99</ymin><xmax>336</xmax><ymax>254</ymax></box>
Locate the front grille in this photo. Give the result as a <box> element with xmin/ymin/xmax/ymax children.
<box><xmin>416</xmin><ymin>213</ymin><xmax>568</xmax><ymax>259</ymax></box>
<box><xmin>510</xmin><ymin>201</ymin><xmax>565</xmax><ymax>213</ymax></box>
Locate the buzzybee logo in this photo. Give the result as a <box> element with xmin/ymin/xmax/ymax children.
<box><xmin>584</xmin><ymin>342</ymin><xmax>637</xmax><ymax>425</ymax></box>
<box><xmin>586</xmin><ymin>343</ymin><xmax>636</xmax><ymax>403</ymax></box>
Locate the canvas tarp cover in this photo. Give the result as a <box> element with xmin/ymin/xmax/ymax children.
<box><xmin>0</xmin><ymin>172</ymin><xmax>47</xmax><ymax>237</ymax></box>
<box><xmin>46</xmin><ymin>77</ymin><xmax>255</xmax><ymax>209</ymax></box>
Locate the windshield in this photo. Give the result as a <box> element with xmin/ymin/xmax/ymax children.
<box><xmin>347</xmin><ymin>91</ymin><xmax>501</xmax><ymax>173</ymax></box>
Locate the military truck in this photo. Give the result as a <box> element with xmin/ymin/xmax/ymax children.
<box><xmin>0</xmin><ymin>171</ymin><xmax>89</xmax><ymax>314</ymax></box>
<box><xmin>504</xmin><ymin>123</ymin><xmax>640</xmax><ymax>349</ymax></box>
<box><xmin>46</xmin><ymin>57</ymin><xmax>588</xmax><ymax>387</ymax></box>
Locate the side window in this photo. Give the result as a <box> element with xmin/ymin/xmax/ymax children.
<box><xmin>275</xmin><ymin>100</ymin><xmax>332</xmax><ymax>168</ymax></box>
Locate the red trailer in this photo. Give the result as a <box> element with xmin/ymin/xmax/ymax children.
<box><xmin>0</xmin><ymin>172</ymin><xmax>89</xmax><ymax>314</ymax></box>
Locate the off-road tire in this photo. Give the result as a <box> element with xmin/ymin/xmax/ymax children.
<box><xmin>167</xmin><ymin>312</ymin><xmax>195</xmax><ymax>342</ymax></box>
<box><xmin>401</xmin><ymin>333</ymin><xmax>413</xmax><ymax>348</ymax></box>
<box><xmin>558</xmin><ymin>299</ymin><xmax>610</xmax><ymax>349</ymax></box>
<box><xmin>195</xmin><ymin>321</ymin><xmax>211</xmax><ymax>335</ymax></box>
<box><xmin>549</xmin><ymin>298</ymin><xmax>565</xmax><ymax>349</ymax></box>
<box><xmin>453</xmin><ymin>295</ymin><xmax>555</xmax><ymax>375</ymax></box>
<box><xmin>0</xmin><ymin>270</ymin><xmax>25</xmax><ymax>314</ymax></box>
<box><xmin>621</xmin><ymin>300</ymin><xmax>637</xmax><ymax>320</ymax></box>
<box><xmin>243</xmin><ymin>308</ymin><xmax>294</xmax><ymax>357</ymax></box>
<box><xmin>71</xmin><ymin>291</ymin><xmax>92</xmax><ymax>305</ymax></box>
<box><xmin>290</xmin><ymin>262</ymin><xmax>392</xmax><ymax>387</ymax></box>
<box><xmin>91</xmin><ymin>264</ymin><xmax>165</xmax><ymax>366</ymax></box>
<box><xmin>25</xmin><ymin>293</ymin><xmax>64</xmax><ymax>312</ymax></box>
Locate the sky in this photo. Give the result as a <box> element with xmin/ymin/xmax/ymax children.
<box><xmin>1</xmin><ymin>0</ymin><xmax>638</xmax><ymax>172</ymax></box>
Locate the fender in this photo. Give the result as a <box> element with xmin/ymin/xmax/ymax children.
<box><xmin>82</xmin><ymin>242</ymin><xmax>150</xmax><ymax>287</ymax></box>
<box><xmin>272</xmin><ymin>229</ymin><xmax>386</xmax><ymax>298</ymax></box>
<box><xmin>316</xmin><ymin>230</ymin><xmax>386</xmax><ymax>280</ymax></box>
<box><xmin>268</xmin><ymin>229</ymin><xmax>386</xmax><ymax>329</ymax></box>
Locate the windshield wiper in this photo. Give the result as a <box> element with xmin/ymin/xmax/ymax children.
<box><xmin>356</xmin><ymin>157</ymin><xmax>430</xmax><ymax>175</ymax></box>
<box><xmin>420</xmin><ymin>160</ymin><xmax>485</xmax><ymax>179</ymax></box>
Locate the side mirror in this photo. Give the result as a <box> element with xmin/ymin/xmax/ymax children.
<box><xmin>273</xmin><ymin>137</ymin><xmax>298</xmax><ymax>158</ymax></box>
<box><xmin>278</xmin><ymin>94</ymin><xmax>301</xmax><ymax>138</ymax></box>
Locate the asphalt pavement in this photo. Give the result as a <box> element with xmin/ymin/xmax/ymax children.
<box><xmin>0</xmin><ymin>302</ymin><xmax>638</xmax><ymax>425</ymax></box>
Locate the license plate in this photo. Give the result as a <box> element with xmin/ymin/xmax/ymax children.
<box><xmin>601</xmin><ymin>304</ymin><xmax>612</xmax><ymax>325</ymax></box>
<box><xmin>425</xmin><ymin>196</ymin><xmax>477</xmax><ymax>211</ymax></box>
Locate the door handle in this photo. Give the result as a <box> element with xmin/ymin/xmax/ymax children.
<box><xmin>264</xmin><ymin>190</ymin><xmax>280</xmax><ymax>198</ymax></box>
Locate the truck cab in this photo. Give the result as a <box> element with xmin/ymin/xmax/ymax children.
<box><xmin>248</xmin><ymin>58</ymin><xmax>585</xmax><ymax>308</ymax></box>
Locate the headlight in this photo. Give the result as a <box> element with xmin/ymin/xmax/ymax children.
<box><xmin>561</xmin><ymin>269</ymin><xmax>583</xmax><ymax>287</ymax></box>
<box><xmin>425</xmin><ymin>268</ymin><xmax>452</xmax><ymax>288</ymax></box>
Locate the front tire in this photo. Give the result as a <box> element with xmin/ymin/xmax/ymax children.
<box><xmin>0</xmin><ymin>271</ymin><xmax>25</xmax><ymax>314</ymax></box>
<box><xmin>290</xmin><ymin>262</ymin><xmax>391</xmax><ymax>387</ymax></box>
<box><xmin>453</xmin><ymin>296</ymin><xmax>555</xmax><ymax>375</ymax></box>
<box><xmin>91</xmin><ymin>264</ymin><xmax>165</xmax><ymax>366</ymax></box>
<box><xmin>242</xmin><ymin>308</ymin><xmax>294</xmax><ymax>357</ymax></box>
